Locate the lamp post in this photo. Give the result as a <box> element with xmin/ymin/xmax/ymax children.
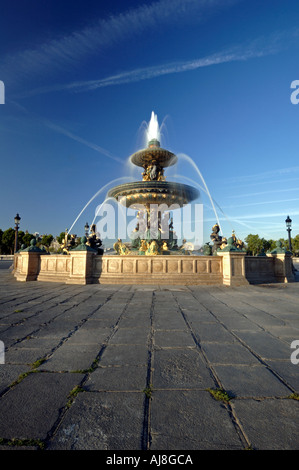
<box><xmin>285</xmin><ymin>215</ymin><xmax>292</xmax><ymax>252</ymax></box>
<box><xmin>14</xmin><ymin>213</ymin><xmax>21</xmax><ymax>253</ymax></box>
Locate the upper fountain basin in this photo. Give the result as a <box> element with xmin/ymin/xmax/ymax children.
<box><xmin>130</xmin><ymin>146</ymin><xmax>177</xmax><ymax>168</ymax></box>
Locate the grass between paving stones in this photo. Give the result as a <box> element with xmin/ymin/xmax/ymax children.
<box><xmin>143</xmin><ymin>384</ymin><xmax>154</xmax><ymax>399</ymax></box>
<box><xmin>288</xmin><ymin>393</ymin><xmax>299</xmax><ymax>401</ymax></box>
<box><xmin>66</xmin><ymin>385</ymin><xmax>84</xmax><ymax>408</ymax></box>
<box><xmin>206</xmin><ymin>387</ymin><xmax>234</xmax><ymax>403</ymax></box>
<box><xmin>8</xmin><ymin>357</ymin><xmax>47</xmax><ymax>388</ymax></box>
<box><xmin>0</xmin><ymin>438</ymin><xmax>45</xmax><ymax>449</ymax></box>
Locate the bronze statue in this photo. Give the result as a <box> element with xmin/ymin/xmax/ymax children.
<box><xmin>210</xmin><ymin>224</ymin><xmax>225</xmax><ymax>254</ymax></box>
<box><xmin>86</xmin><ymin>224</ymin><xmax>103</xmax><ymax>255</ymax></box>
<box><xmin>113</xmin><ymin>239</ymin><xmax>130</xmax><ymax>255</ymax></box>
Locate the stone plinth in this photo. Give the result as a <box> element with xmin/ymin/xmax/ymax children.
<box><xmin>67</xmin><ymin>251</ymin><xmax>97</xmax><ymax>285</ymax></box>
<box><xmin>216</xmin><ymin>251</ymin><xmax>249</xmax><ymax>287</ymax></box>
<box><xmin>14</xmin><ymin>252</ymin><xmax>42</xmax><ymax>282</ymax></box>
<box><xmin>270</xmin><ymin>253</ymin><xmax>295</xmax><ymax>283</ymax></box>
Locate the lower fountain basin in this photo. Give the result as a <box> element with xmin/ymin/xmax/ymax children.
<box><xmin>107</xmin><ymin>181</ymin><xmax>200</xmax><ymax>209</ymax></box>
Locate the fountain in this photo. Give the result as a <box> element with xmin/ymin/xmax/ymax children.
<box><xmin>107</xmin><ymin>112</ymin><xmax>199</xmax><ymax>255</ymax></box>
<box><xmin>13</xmin><ymin>112</ymin><xmax>295</xmax><ymax>286</ymax></box>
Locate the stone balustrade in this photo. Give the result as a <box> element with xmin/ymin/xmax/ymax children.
<box><xmin>13</xmin><ymin>249</ymin><xmax>295</xmax><ymax>286</ymax></box>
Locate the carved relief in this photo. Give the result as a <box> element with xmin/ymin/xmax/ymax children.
<box><xmin>48</xmin><ymin>259</ymin><xmax>56</xmax><ymax>271</ymax></box>
<box><xmin>167</xmin><ymin>260</ymin><xmax>179</xmax><ymax>273</ymax></box>
<box><xmin>182</xmin><ymin>260</ymin><xmax>193</xmax><ymax>273</ymax></box>
<box><xmin>107</xmin><ymin>259</ymin><xmax>120</xmax><ymax>273</ymax></box>
<box><xmin>137</xmin><ymin>260</ymin><xmax>149</xmax><ymax>273</ymax></box>
<box><xmin>57</xmin><ymin>259</ymin><xmax>66</xmax><ymax>272</ymax></box>
<box><xmin>152</xmin><ymin>260</ymin><xmax>164</xmax><ymax>273</ymax></box>
<box><xmin>123</xmin><ymin>260</ymin><xmax>134</xmax><ymax>273</ymax></box>
<box><xmin>197</xmin><ymin>260</ymin><xmax>207</xmax><ymax>273</ymax></box>
<box><xmin>211</xmin><ymin>260</ymin><xmax>221</xmax><ymax>273</ymax></box>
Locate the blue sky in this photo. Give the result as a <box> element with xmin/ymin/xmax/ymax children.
<box><xmin>1</xmin><ymin>0</ymin><xmax>299</xmax><ymax>246</ymax></box>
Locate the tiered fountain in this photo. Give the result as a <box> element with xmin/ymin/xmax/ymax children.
<box><xmin>13</xmin><ymin>112</ymin><xmax>295</xmax><ymax>286</ymax></box>
<box><xmin>107</xmin><ymin>112</ymin><xmax>199</xmax><ymax>255</ymax></box>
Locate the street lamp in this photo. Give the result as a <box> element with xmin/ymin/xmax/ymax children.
<box><xmin>14</xmin><ymin>213</ymin><xmax>21</xmax><ymax>253</ymax></box>
<box><xmin>84</xmin><ymin>222</ymin><xmax>89</xmax><ymax>237</ymax></box>
<box><xmin>285</xmin><ymin>215</ymin><xmax>292</xmax><ymax>252</ymax></box>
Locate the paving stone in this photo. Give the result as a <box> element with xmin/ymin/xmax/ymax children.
<box><xmin>41</xmin><ymin>342</ymin><xmax>102</xmax><ymax>372</ymax></box>
<box><xmin>191</xmin><ymin>322</ymin><xmax>237</xmax><ymax>343</ymax></box>
<box><xmin>154</xmin><ymin>313</ymin><xmax>186</xmax><ymax>330</ymax></box>
<box><xmin>154</xmin><ymin>329</ymin><xmax>195</xmax><ymax>348</ymax></box>
<box><xmin>5</xmin><ymin>347</ymin><xmax>50</xmax><ymax>365</ymax></box>
<box><xmin>235</xmin><ymin>330</ymin><xmax>292</xmax><ymax>360</ymax></box>
<box><xmin>99</xmin><ymin>344</ymin><xmax>149</xmax><ymax>367</ymax></box>
<box><xmin>152</xmin><ymin>348</ymin><xmax>215</xmax><ymax>389</ymax></box>
<box><xmin>213</xmin><ymin>364</ymin><xmax>292</xmax><ymax>397</ymax></box>
<box><xmin>266</xmin><ymin>360</ymin><xmax>299</xmax><ymax>391</ymax></box>
<box><xmin>150</xmin><ymin>390</ymin><xmax>244</xmax><ymax>450</ymax></box>
<box><xmin>47</xmin><ymin>391</ymin><xmax>145</xmax><ymax>450</ymax></box>
<box><xmin>119</xmin><ymin>315</ymin><xmax>151</xmax><ymax>328</ymax></box>
<box><xmin>109</xmin><ymin>327</ymin><xmax>150</xmax><ymax>345</ymax></box>
<box><xmin>0</xmin><ymin>372</ymin><xmax>84</xmax><ymax>440</ymax></box>
<box><xmin>66</xmin><ymin>327</ymin><xmax>111</xmax><ymax>345</ymax></box>
<box><xmin>231</xmin><ymin>398</ymin><xmax>299</xmax><ymax>449</ymax></box>
<box><xmin>263</xmin><ymin>325</ymin><xmax>299</xmax><ymax>341</ymax></box>
<box><xmin>0</xmin><ymin>364</ymin><xmax>31</xmax><ymax>395</ymax></box>
<box><xmin>201</xmin><ymin>342</ymin><xmax>260</xmax><ymax>365</ymax></box>
<box><xmin>85</xmin><ymin>365</ymin><xmax>148</xmax><ymax>391</ymax></box>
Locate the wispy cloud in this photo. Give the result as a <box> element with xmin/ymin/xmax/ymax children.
<box><xmin>230</xmin><ymin>210</ymin><xmax>299</xmax><ymax>221</ymax></box>
<box><xmin>1</xmin><ymin>0</ymin><xmax>241</xmax><ymax>86</ymax></box>
<box><xmin>14</xmin><ymin>44</ymin><xmax>272</xmax><ymax>99</ymax></box>
<box><xmin>227</xmin><ymin>186</ymin><xmax>299</xmax><ymax>199</ymax></box>
<box><xmin>10</xmin><ymin>101</ymin><xmax>122</xmax><ymax>163</ymax></box>
<box><xmin>13</xmin><ymin>22</ymin><xmax>296</xmax><ymax>100</ymax></box>
<box><xmin>225</xmin><ymin>165</ymin><xmax>299</xmax><ymax>184</ymax></box>
<box><xmin>44</xmin><ymin>121</ymin><xmax>123</xmax><ymax>164</ymax></box>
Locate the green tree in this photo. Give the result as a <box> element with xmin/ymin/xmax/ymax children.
<box><xmin>1</xmin><ymin>228</ymin><xmax>16</xmax><ymax>254</ymax></box>
<box><xmin>292</xmin><ymin>234</ymin><xmax>299</xmax><ymax>253</ymax></box>
<box><xmin>16</xmin><ymin>231</ymin><xmax>35</xmax><ymax>250</ymax></box>
<box><xmin>21</xmin><ymin>232</ymin><xmax>35</xmax><ymax>247</ymax></box>
<box><xmin>266</xmin><ymin>239</ymin><xmax>277</xmax><ymax>252</ymax></box>
<box><xmin>0</xmin><ymin>229</ymin><xmax>3</xmax><ymax>254</ymax></box>
<box><xmin>244</xmin><ymin>234</ymin><xmax>264</xmax><ymax>256</ymax></box>
<box><xmin>40</xmin><ymin>234</ymin><xmax>54</xmax><ymax>251</ymax></box>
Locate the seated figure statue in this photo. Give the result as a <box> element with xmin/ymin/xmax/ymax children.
<box><xmin>87</xmin><ymin>224</ymin><xmax>104</xmax><ymax>255</ymax></box>
<box><xmin>210</xmin><ymin>224</ymin><xmax>225</xmax><ymax>254</ymax></box>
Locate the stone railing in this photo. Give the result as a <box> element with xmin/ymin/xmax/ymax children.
<box><xmin>13</xmin><ymin>248</ymin><xmax>295</xmax><ymax>286</ymax></box>
<box><xmin>92</xmin><ymin>254</ymin><xmax>223</xmax><ymax>285</ymax></box>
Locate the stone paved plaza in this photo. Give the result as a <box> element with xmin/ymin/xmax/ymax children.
<box><xmin>0</xmin><ymin>263</ymin><xmax>299</xmax><ymax>451</ymax></box>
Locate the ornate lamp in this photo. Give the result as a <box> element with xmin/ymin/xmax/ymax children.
<box><xmin>285</xmin><ymin>215</ymin><xmax>292</xmax><ymax>251</ymax></box>
<box><xmin>14</xmin><ymin>213</ymin><xmax>21</xmax><ymax>253</ymax></box>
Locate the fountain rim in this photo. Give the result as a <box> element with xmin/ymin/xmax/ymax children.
<box><xmin>107</xmin><ymin>180</ymin><xmax>200</xmax><ymax>204</ymax></box>
<box><xmin>130</xmin><ymin>146</ymin><xmax>178</xmax><ymax>168</ymax></box>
